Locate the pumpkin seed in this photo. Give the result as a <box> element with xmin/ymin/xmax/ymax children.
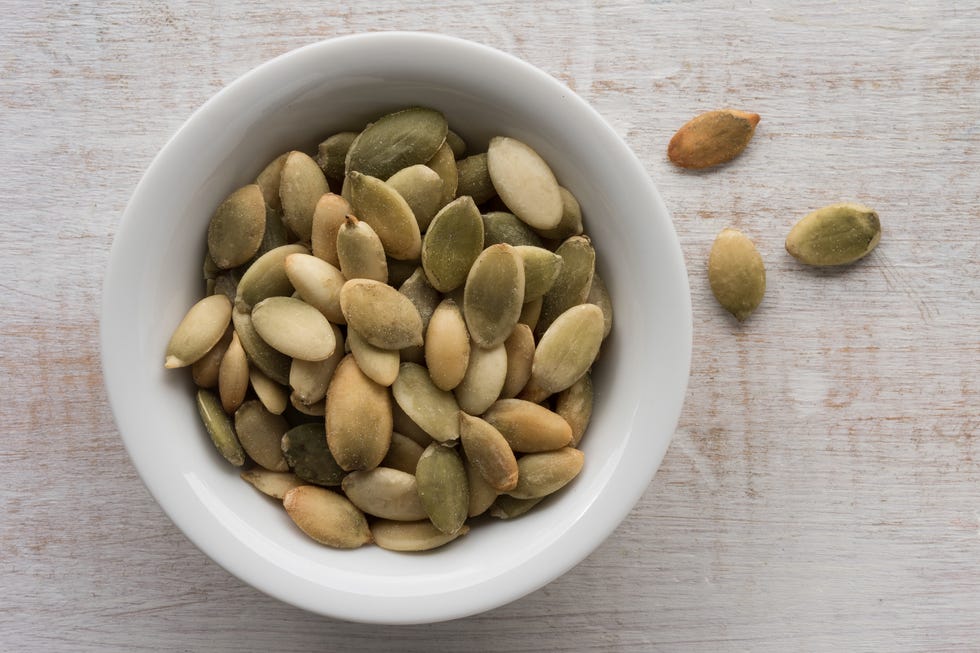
<box><xmin>255</xmin><ymin>153</ymin><xmax>288</xmax><ymax>211</ymax></box>
<box><xmin>254</xmin><ymin>206</ymin><xmax>288</xmax><ymax>259</ymax></box>
<box><xmin>251</xmin><ymin>296</ymin><xmax>336</xmax><ymax>361</ymax></box>
<box><xmin>281</xmin><ymin>422</ymin><xmax>346</xmax><ymax>486</ymax></box>
<box><xmin>785</xmin><ymin>202</ymin><xmax>881</xmax><ymax>266</ymax></box>
<box><xmin>500</xmin><ymin>323</ymin><xmax>534</xmax><ymax>399</ymax></box>
<box><xmin>211</xmin><ymin>272</ymin><xmax>238</xmax><ymax>304</ymax></box>
<box><xmin>537</xmin><ymin>235</ymin><xmax>595</xmax><ymax>336</ymax></box>
<box><xmin>345</xmin><ymin>107</ymin><xmax>448</xmax><ymax>180</ymax></box>
<box><xmin>555</xmin><ymin>373</ymin><xmax>593</xmax><ymax>447</ymax></box>
<box><xmin>426</xmin><ymin>141</ymin><xmax>458</xmax><ymax>208</ymax></box>
<box><xmin>288</xmin><ymin>322</ymin><xmax>343</xmax><ymax>404</ymax></box>
<box><xmin>446</xmin><ymin>129</ymin><xmax>467</xmax><ymax>159</ymax></box>
<box><xmin>391</xmin><ymin>362</ymin><xmax>461</xmax><ymax>443</ymax></box>
<box><xmin>514</xmin><ymin>245</ymin><xmax>563</xmax><ymax>302</ymax></box>
<box><xmin>668</xmin><ymin>109</ymin><xmax>760</xmax><ymax>169</ymax></box>
<box><xmin>325</xmin><ymin>355</ymin><xmax>392</xmax><ymax>471</ymax></box>
<box><xmin>381</xmin><ymin>432</ymin><xmax>426</xmax><ymax>475</ymax></box>
<box><xmin>316</xmin><ymin>131</ymin><xmax>358</xmax><ymax>181</ymax></box>
<box><xmin>348</xmin><ymin>171</ymin><xmax>423</xmax><ymax>261</ymax></box>
<box><xmin>335</xmin><ymin>214</ymin><xmax>388</xmax><ymax>283</ymax></box>
<box><xmin>518</xmin><ymin>297</ymin><xmax>543</xmax><ymax>332</ymax></box>
<box><xmin>415</xmin><ymin>443</ymin><xmax>468</xmax><ymax>535</ymax></box>
<box><xmin>460</xmin><ymin>243</ymin><xmax>525</xmax><ymax>349</ymax></box>
<box><xmin>456</xmin><ymin>153</ymin><xmax>496</xmax><ymax>205</ymax></box>
<box><xmin>196</xmin><ymin>389</ymin><xmax>245</xmax><ymax>466</ymax></box>
<box><xmin>207</xmin><ymin>184</ymin><xmax>266</xmax><ymax>269</ymax></box>
<box><xmin>465</xmin><ymin>458</ymin><xmax>498</xmax><ymax>517</ymax></box>
<box><xmin>421</xmin><ymin>196</ymin><xmax>484</xmax><ymax>292</ymax></box>
<box><xmin>284</xmin><ymin>253</ymin><xmax>346</xmax><ymax>324</ymax></box>
<box><xmin>708</xmin><ymin>227</ymin><xmax>766</xmax><ymax>322</ymax></box>
<box><xmin>283</xmin><ymin>485</ymin><xmax>372</xmax><ymax>548</ymax></box>
<box><xmin>489</xmin><ymin>494</ymin><xmax>543</xmax><ymax>519</ymax></box>
<box><xmin>249</xmin><ymin>367</ymin><xmax>288</xmax><ymax>415</ymax></box>
<box><xmin>203</xmin><ymin>251</ymin><xmax>220</xmax><ymax>281</ymax></box>
<box><xmin>346</xmin><ymin>326</ymin><xmax>399</xmax><ymax>386</ymax></box>
<box><xmin>387</xmin><ymin>257</ymin><xmax>419</xmax><ymax>288</ymax></box>
<box><xmin>455</xmin><ymin>343</ymin><xmax>508</xmax><ymax>415</ymax></box>
<box><xmin>483</xmin><ymin>211</ymin><xmax>543</xmax><ymax>248</ymax></box>
<box><xmin>280</xmin><ymin>151</ymin><xmax>329</xmax><ymax>241</ymax></box>
<box><xmin>525</xmin><ymin>303</ymin><xmax>604</xmax><ymax>399</ymax></box>
<box><xmin>535</xmin><ymin>186</ymin><xmax>584</xmax><ymax>241</ymax></box>
<box><xmin>386</xmin><ymin>164</ymin><xmax>444</xmax><ymax>233</ymax></box>
<box><xmin>339</xmin><ymin>278</ymin><xmax>424</xmax><ymax>349</ymax></box>
<box><xmin>424</xmin><ymin>298</ymin><xmax>471</xmax><ymax>391</ymax></box>
<box><xmin>482</xmin><ymin>399</ymin><xmax>572</xmax><ymax>452</ymax></box>
<box><xmin>290</xmin><ymin>394</ymin><xmax>325</xmax><ymax>416</ymax></box>
<box><xmin>342</xmin><ymin>467</ymin><xmax>427</xmax><ymax>521</ymax></box>
<box><xmin>240</xmin><ymin>469</ymin><xmax>303</xmax><ymax>500</ymax></box>
<box><xmin>310</xmin><ymin>192</ymin><xmax>351</xmax><ymax>268</ymax></box>
<box><xmin>232</xmin><ymin>305</ymin><xmax>291</xmax><ymax>385</ymax></box>
<box><xmin>165</xmin><ymin>294</ymin><xmax>232</xmax><ymax>368</ymax></box>
<box><xmin>392</xmin><ymin>400</ymin><xmax>434</xmax><ymax>448</ymax></box>
<box><xmin>218</xmin><ymin>331</ymin><xmax>249</xmax><ymax>413</ymax></box>
<box><xmin>235</xmin><ymin>243</ymin><xmax>308</xmax><ymax>311</ymax></box>
<box><xmin>487</xmin><ymin>136</ymin><xmax>563</xmax><ymax>230</ymax></box>
<box><xmin>586</xmin><ymin>271</ymin><xmax>613</xmax><ymax>339</ymax></box>
<box><xmin>508</xmin><ymin>447</ymin><xmax>584</xmax><ymax>499</ymax></box>
<box><xmin>459</xmin><ymin>412</ymin><xmax>518</xmax><ymax>492</ymax></box>
<box><xmin>191</xmin><ymin>327</ymin><xmax>232</xmax><ymax>388</ymax></box>
<box><xmin>234</xmin><ymin>399</ymin><xmax>289</xmax><ymax>472</ymax></box>
<box><xmin>371</xmin><ymin>519</ymin><xmax>469</xmax><ymax>552</ymax></box>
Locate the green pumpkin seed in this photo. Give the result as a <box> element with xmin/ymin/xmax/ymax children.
<box><xmin>555</xmin><ymin>373</ymin><xmax>593</xmax><ymax>447</ymax></box>
<box><xmin>207</xmin><ymin>184</ymin><xmax>266</xmax><ymax>269</ymax></box>
<box><xmin>462</xmin><ymin>243</ymin><xmax>525</xmax><ymax>348</ymax></box>
<box><xmin>310</xmin><ymin>193</ymin><xmax>351</xmax><ymax>268</ymax></box>
<box><xmin>342</xmin><ymin>467</ymin><xmax>427</xmax><ymax>521</ymax></box>
<box><xmin>316</xmin><ymin>131</ymin><xmax>358</xmax><ymax>181</ymax></box>
<box><xmin>232</xmin><ymin>305</ymin><xmax>291</xmax><ymax>385</ymax></box>
<box><xmin>465</xmin><ymin>458</ymin><xmax>498</xmax><ymax>517</ymax></box>
<box><xmin>392</xmin><ymin>400</ymin><xmax>435</xmax><ymax>448</ymax></box>
<box><xmin>424</xmin><ymin>298</ymin><xmax>470</xmax><ymax>391</ymax></box>
<box><xmin>446</xmin><ymin>129</ymin><xmax>467</xmax><ymax>159</ymax></box>
<box><xmin>518</xmin><ymin>297</ymin><xmax>543</xmax><ymax>332</ymax></box>
<box><xmin>248</xmin><ymin>367</ymin><xmax>288</xmax><ymax>415</ymax></box>
<box><xmin>489</xmin><ymin>494</ymin><xmax>543</xmax><ymax>519</ymax></box>
<box><xmin>165</xmin><ymin>294</ymin><xmax>232</xmax><ymax>368</ymax></box>
<box><xmin>425</xmin><ymin>141</ymin><xmax>458</xmax><ymax>208</ymax></box>
<box><xmin>218</xmin><ymin>331</ymin><xmax>249</xmax><ymax>413</ymax></box>
<box><xmin>281</xmin><ymin>422</ymin><xmax>346</xmax><ymax>486</ymax></box>
<box><xmin>537</xmin><ymin>235</ymin><xmax>595</xmax><ymax>336</ymax></box>
<box><xmin>234</xmin><ymin>399</ymin><xmax>289</xmax><ymax>472</ymax></box>
<box><xmin>345</xmin><ymin>107</ymin><xmax>448</xmax><ymax>180</ymax></box>
<box><xmin>191</xmin><ymin>327</ymin><xmax>232</xmax><ymax>389</ymax></box>
<box><xmin>454</xmin><ymin>343</ymin><xmax>507</xmax><ymax>415</ymax></box>
<box><xmin>785</xmin><ymin>202</ymin><xmax>881</xmax><ymax>266</ymax></box>
<box><xmin>284</xmin><ymin>253</ymin><xmax>346</xmax><ymax>324</ymax></box>
<box><xmin>708</xmin><ymin>227</ymin><xmax>766</xmax><ymax>322</ymax></box>
<box><xmin>336</xmin><ymin>214</ymin><xmax>388</xmax><ymax>283</ymax></box>
<box><xmin>339</xmin><ymin>278</ymin><xmax>424</xmax><ymax>350</ymax></box>
<box><xmin>514</xmin><ymin>245</ymin><xmax>563</xmax><ymax>302</ymax></box>
<box><xmin>387</xmin><ymin>257</ymin><xmax>420</xmax><ymax>288</ymax></box>
<box><xmin>421</xmin><ymin>196</ymin><xmax>484</xmax><ymax>292</ymax></box>
<box><xmin>348</xmin><ymin>171</ymin><xmax>422</xmax><ymax>261</ymax></box>
<box><xmin>459</xmin><ymin>412</ymin><xmax>518</xmax><ymax>492</ymax></box>
<box><xmin>586</xmin><ymin>271</ymin><xmax>613</xmax><ymax>339</ymax></box>
<box><xmin>482</xmin><ymin>399</ymin><xmax>572</xmax><ymax>453</ymax></box>
<box><xmin>251</xmin><ymin>296</ymin><xmax>337</xmax><ymax>361</ymax></box>
<box><xmin>456</xmin><ymin>153</ymin><xmax>496</xmax><ymax>205</ymax></box>
<box><xmin>240</xmin><ymin>469</ymin><xmax>304</xmax><ymax>500</ymax></box>
<box><xmin>288</xmin><ymin>324</ymin><xmax>343</xmax><ymax>404</ymax></box>
<box><xmin>508</xmin><ymin>447</ymin><xmax>584</xmax><ymax>499</ymax></box>
<box><xmin>212</xmin><ymin>272</ymin><xmax>238</xmax><ymax>304</ymax></box>
<box><xmin>255</xmin><ymin>152</ymin><xmax>288</xmax><ymax>212</ymax></box>
<box><xmin>525</xmin><ymin>304</ymin><xmax>604</xmax><ymax>399</ymax></box>
<box><xmin>196</xmin><ymin>389</ymin><xmax>245</xmax><ymax>466</ymax></box>
<box><xmin>325</xmin><ymin>355</ymin><xmax>392</xmax><ymax>471</ymax></box>
<box><xmin>254</xmin><ymin>206</ymin><xmax>288</xmax><ymax>259</ymax></box>
<box><xmin>283</xmin><ymin>485</ymin><xmax>372</xmax><ymax>549</ymax></box>
<box><xmin>235</xmin><ymin>243</ymin><xmax>308</xmax><ymax>311</ymax></box>
<box><xmin>415</xmin><ymin>443</ymin><xmax>468</xmax><ymax>535</ymax></box>
<box><xmin>203</xmin><ymin>251</ymin><xmax>220</xmax><ymax>280</ymax></box>
<box><xmin>482</xmin><ymin>211</ymin><xmax>543</xmax><ymax>248</ymax></box>
<box><xmin>535</xmin><ymin>186</ymin><xmax>584</xmax><ymax>240</ymax></box>
<box><xmin>371</xmin><ymin>519</ymin><xmax>469</xmax><ymax>552</ymax></box>
<box><xmin>346</xmin><ymin>327</ymin><xmax>399</xmax><ymax>387</ymax></box>
<box><xmin>500</xmin><ymin>323</ymin><xmax>535</xmax><ymax>399</ymax></box>
<box><xmin>381</xmin><ymin>432</ymin><xmax>426</xmax><ymax>475</ymax></box>
<box><xmin>487</xmin><ymin>136</ymin><xmax>563</xmax><ymax>230</ymax></box>
<box><xmin>386</xmin><ymin>164</ymin><xmax>444</xmax><ymax>233</ymax></box>
<box><xmin>279</xmin><ymin>151</ymin><xmax>328</xmax><ymax>242</ymax></box>
<box><xmin>391</xmin><ymin>362</ymin><xmax>461</xmax><ymax>443</ymax></box>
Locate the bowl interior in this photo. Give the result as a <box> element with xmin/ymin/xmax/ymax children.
<box><xmin>102</xmin><ymin>32</ymin><xmax>691</xmax><ymax>624</ymax></box>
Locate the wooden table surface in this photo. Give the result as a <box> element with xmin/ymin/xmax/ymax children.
<box><xmin>2</xmin><ymin>1</ymin><xmax>978</xmax><ymax>650</ymax></box>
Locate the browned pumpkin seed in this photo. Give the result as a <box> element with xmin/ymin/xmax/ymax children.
<box><xmin>482</xmin><ymin>399</ymin><xmax>572</xmax><ymax>452</ymax></box>
<box><xmin>283</xmin><ymin>485</ymin><xmax>372</xmax><ymax>549</ymax></box>
<box><xmin>240</xmin><ymin>469</ymin><xmax>304</xmax><ymax>500</ymax></box>
<box><xmin>507</xmin><ymin>447</ymin><xmax>584</xmax><ymax>499</ymax></box>
<box><xmin>459</xmin><ymin>412</ymin><xmax>519</xmax><ymax>492</ymax></box>
<box><xmin>424</xmin><ymin>298</ymin><xmax>470</xmax><ymax>391</ymax></box>
<box><xmin>191</xmin><ymin>327</ymin><xmax>232</xmax><ymax>388</ymax></box>
<box><xmin>465</xmin><ymin>458</ymin><xmax>498</xmax><ymax>518</ymax></box>
<box><xmin>310</xmin><ymin>193</ymin><xmax>351</xmax><ymax>268</ymax></box>
<box><xmin>555</xmin><ymin>373</ymin><xmax>593</xmax><ymax>447</ymax></box>
<box><xmin>325</xmin><ymin>355</ymin><xmax>392</xmax><ymax>471</ymax></box>
<box><xmin>668</xmin><ymin>109</ymin><xmax>760</xmax><ymax>169</ymax></box>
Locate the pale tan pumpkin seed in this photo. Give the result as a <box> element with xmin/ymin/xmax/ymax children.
<box><xmin>537</xmin><ymin>235</ymin><xmax>595</xmax><ymax>336</ymax></box>
<box><xmin>456</xmin><ymin>153</ymin><xmax>496</xmax><ymax>205</ymax></box>
<box><xmin>290</xmin><ymin>394</ymin><xmax>325</xmax><ymax>416</ymax></box>
<box><xmin>668</xmin><ymin>109</ymin><xmax>760</xmax><ymax>169</ymax></box>
<box><xmin>454</xmin><ymin>343</ymin><xmax>507</xmax><ymax>415</ymax></box>
<box><xmin>381</xmin><ymin>432</ymin><xmax>426</xmax><ymax>475</ymax></box>
<box><xmin>235</xmin><ymin>243</ymin><xmax>308</xmax><ymax>311</ymax></box>
<box><xmin>535</xmin><ymin>186</ymin><xmax>584</xmax><ymax>240</ymax></box>
<box><xmin>500</xmin><ymin>323</ymin><xmax>535</xmax><ymax>399</ymax></box>
<box><xmin>489</xmin><ymin>494</ymin><xmax>543</xmax><ymax>519</ymax></box>
<box><xmin>415</xmin><ymin>443</ymin><xmax>468</xmax><ymax>535</ymax></box>
<box><xmin>421</xmin><ymin>196</ymin><xmax>484</xmax><ymax>292</ymax></box>
<box><xmin>482</xmin><ymin>399</ymin><xmax>572</xmax><ymax>452</ymax></box>
<box><xmin>391</xmin><ymin>362</ymin><xmax>461</xmax><ymax>443</ymax></box>
<box><xmin>446</xmin><ymin>129</ymin><xmax>467</xmax><ymax>159</ymax></box>
<box><xmin>249</xmin><ymin>367</ymin><xmax>288</xmax><ymax>415</ymax></box>
<box><xmin>283</xmin><ymin>485</ymin><xmax>372</xmax><ymax>549</ymax></box>
<box><xmin>465</xmin><ymin>458</ymin><xmax>498</xmax><ymax>518</ymax></box>
<box><xmin>371</xmin><ymin>519</ymin><xmax>469</xmax><ymax>552</ymax></box>
<box><xmin>234</xmin><ymin>400</ymin><xmax>289</xmax><ymax>472</ymax></box>
<box><xmin>191</xmin><ymin>328</ymin><xmax>232</xmax><ymax>388</ymax></box>
<box><xmin>284</xmin><ymin>253</ymin><xmax>346</xmax><ymax>324</ymax></box>
<box><xmin>281</xmin><ymin>422</ymin><xmax>346</xmax><ymax>486</ymax></box>
<box><xmin>255</xmin><ymin>153</ymin><xmax>288</xmax><ymax>211</ymax></box>
<box><xmin>316</xmin><ymin>131</ymin><xmax>358</xmax><ymax>181</ymax></box>
<box><xmin>325</xmin><ymin>355</ymin><xmax>392</xmax><ymax>471</ymax></box>
<box><xmin>251</xmin><ymin>296</ymin><xmax>336</xmax><ymax>361</ymax></box>
<box><xmin>346</xmin><ymin>326</ymin><xmax>399</xmax><ymax>386</ymax></box>
<box><xmin>586</xmin><ymin>271</ymin><xmax>613</xmax><ymax>339</ymax></box>
<box><xmin>518</xmin><ymin>297</ymin><xmax>543</xmax><ymax>332</ymax></box>
<box><xmin>232</xmin><ymin>305</ymin><xmax>291</xmax><ymax>385</ymax></box>
<box><xmin>342</xmin><ymin>467</ymin><xmax>427</xmax><ymax>521</ymax></box>
<box><xmin>165</xmin><ymin>294</ymin><xmax>233</xmax><ymax>368</ymax></box>
<box><xmin>240</xmin><ymin>469</ymin><xmax>303</xmax><ymax>499</ymax></box>
<box><xmin>556</xmin><ymin>373</ymin><xmax>593</xmax><ymax>447</ymax></box>
<box><xmin>280</xmin><ymin>151</ymin><xmax>328</xmax><ymax>241</ymax></box>
<box><xmin>196</xmin><ymin>389</ymin><xmax>245</xmax><ymax>466</ymax></box>
<box><xmin>426</xmin><ymin>141</ymin><xmax>458</xmax><ymax>208</ymax></box>
<box><xmin>508</xmin><ymin>447</ymin><xmax>584</xmax><ymax>499</ymax></box>
<box><xmin>425</xmin><ymin>298</ymin><xmax>470</xmax><ymax>391</ymax></box>
<box><xmin>514</xmin><ymin>245</ymin><xmax>563</xmax><ymax>302</ymax></box>
<box><xmin>345</xmin><ymin>107</ymin><xmax>448</xmax><ymax>180</ymax></box>
<box><xmin>708</xmin><ymin>227</ymin><xmax>766</xmax><ymax>322</ymax></box>
<box><xmin>785</xmin><ymin>203</ymin><xmax>881</xmax><ymax>266</ymax></box>
<box><xmin>339</xmin><ymin>279</ymin><xmax>424</xmax><ymax>349</ymax></box>
<box><xmin>463</xmin><ymin>244</ymin><xmax>525</xmax><ymax>349</ymax></box>
<box><xmin>218</xmin><ymin>331</ymin><xmax>249</xmax><ymax>413</ymax></box>
<box><xmin>207</xmin><ymin>184</ymin><xmax>266</xmax><ymax>269</ymax></box>
<box><xmin>483</xmin><ymin>211</ymin><xmax>543</xmax><ymax>248</ymax></box>
<box><xmin>310</xmin><ymin>193</ymin><xmax>351</xmax><ymax>268</ymax></box>
<box><xmin>487</xmin><ymin>136</ymin><xmax>563</xmax><ymax>230</ymax></box>
<box><xmin>288</xmin><ymin>322</ymin><xmax>343</xmax><ymax>404</ymax></box>
<box><xmin>336</xmin><ymin>214</ymin><xmax>388</xmax><ymax>283</ymax></box>
<box><xmin>459</xmin><ymin>412</ymin><xmax>519</xmax><ymax>492</ymax></box>
<box><xmin>348</xmin><ymin>171</ymin><xmax>422</xmax><ymax>260</ymax></box>
<box><xmin>386</xmin><ymin>164</ymin><xmax>444</xmax><ymax>233</ymax></box>
<box><xmin>525</xmin><ymin>304</ymin><xmax>604</xmax><ymax>399</ymax></box>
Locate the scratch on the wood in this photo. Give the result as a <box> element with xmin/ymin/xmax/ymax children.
<box><xmin>875</xmin><ymin>249</ymin><xmax>937</xmax><ymax>323</ymax></box>
<box><xmin>770</xmin><ymin>14</ymin><xmax>930</xmax><ymax>33</ymax></box>
<box><xmin>0</xmin><ymin>282</ymin><xmax>58</xmax><ymax>304</ymax></box>
<box><xmin>666</xmin><ymin>428</ymin><xmax>719</xmax><ymax>490</ymax></box>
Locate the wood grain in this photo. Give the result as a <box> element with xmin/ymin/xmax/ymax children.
<box><xmin>1</xmin><ymin>1</ymin><xmax>977</xmax><ymax>651</ymax></box>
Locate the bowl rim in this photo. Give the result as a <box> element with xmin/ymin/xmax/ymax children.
<box><xmin>101</xmin><ymin>30</ymin><xmax>692</xmax><ymax>624</ymax></box>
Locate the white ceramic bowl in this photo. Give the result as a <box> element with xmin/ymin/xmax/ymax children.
<box><xmin>101</xmin><ymin>32</ymin><xmax>691</xmax><ymax>624</ymax></box>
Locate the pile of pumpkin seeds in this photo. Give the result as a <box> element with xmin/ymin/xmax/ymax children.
<box><xmin>164</xmin><ymin>107</ymin><xmax>612</xmax><ymax>551</ymax></box>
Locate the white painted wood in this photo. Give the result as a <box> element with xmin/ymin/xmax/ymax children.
<box><xmin>1</xmin><ymin>1</ymin><xmax>977</xmax><ymax>650</ymax></box>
